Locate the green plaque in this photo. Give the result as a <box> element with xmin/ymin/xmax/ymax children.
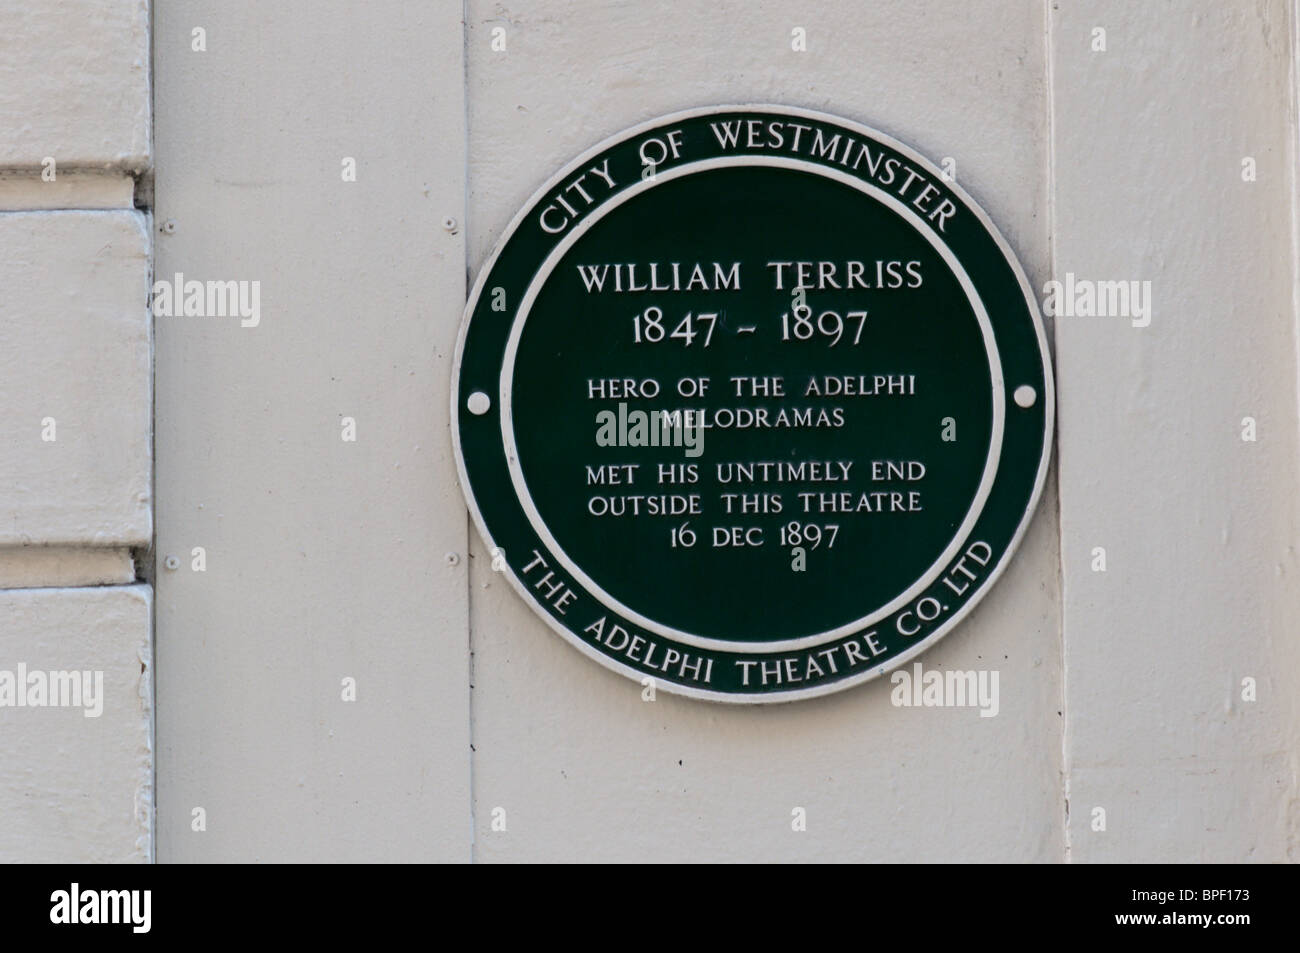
<box><xmin>452</xmin><ymin>106</ymin><xmax>1053</xmax><ymax>702</ymax></box>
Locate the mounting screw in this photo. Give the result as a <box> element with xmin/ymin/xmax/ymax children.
<box><xmin>161</xmin><ymin>219</ymin><xmax>177</xmax><ymax>235</ymax></box>
<box><xmin>442</xmin><ymin>216</ymin><xmax>458</xmax><ymax>233</ymax></box>
<box><xmin>163</xmin><ymin>555</ymin><xmax>181</xmax><ymax>571</ymax></box>
<box><xmin>445</xmin><ymin>552</ymin><xmax>460</xmax><ymax>566</ymax></box>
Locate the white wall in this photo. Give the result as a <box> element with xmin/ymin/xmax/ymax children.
<box><xmin>463</xmin><ymin>0</ymin><xmax>1064</xmax><ymax>862</ymax></box>
<box><xmin>153</xmin><ymin>1</ymin><xmax>472</xmax><ymax>862</ymax></box>
<box><xmin>1052</xmin><ymin>0</ymin><xmax>1300</xmax><ymax>862</ymax></box>
<box><xmin>0</xmin><ymin>0</ymin><xmax>153</xmax><ymax>862</ymax></box>
<box><xmin>3</xmin><ymin>0</ymin><xmax>1292</xmax><ymax>862</ymax></box>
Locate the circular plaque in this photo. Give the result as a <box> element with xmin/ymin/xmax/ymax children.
<box><xmin>452</xmin><ymin>106</ymin><xmax>1053</xmax><ymax>703</ymax></box>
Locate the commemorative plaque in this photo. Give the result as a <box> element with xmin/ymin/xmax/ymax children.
<box><xmin>452</xmin><ymin>106</ymin><xmax>1053</xmax><ymax>702</ymax></box>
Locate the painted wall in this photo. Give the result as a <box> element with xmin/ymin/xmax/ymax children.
<box><xmin>0</xmin><ymin>0</ymin><xmax>153</xmax><ymax>862</ymax></box>
<box><xmin>1052</xmin><ymin>1</ymin><xmax>1300</xmax><ymax>861</ymax></box>
<box><xmin>462</xmin><ymin>0</ymin><xmax>1064</xmax><ymax>863</ymax></box>
<box><xmin>152</xmin><ymin>1</ymin><xmax>471</xmax><ymax>862</ymax></box>
<box><xmin>5</xmin><ymin>0</ymin><xmax>1293</xmax><ymax>862</ymax></box>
